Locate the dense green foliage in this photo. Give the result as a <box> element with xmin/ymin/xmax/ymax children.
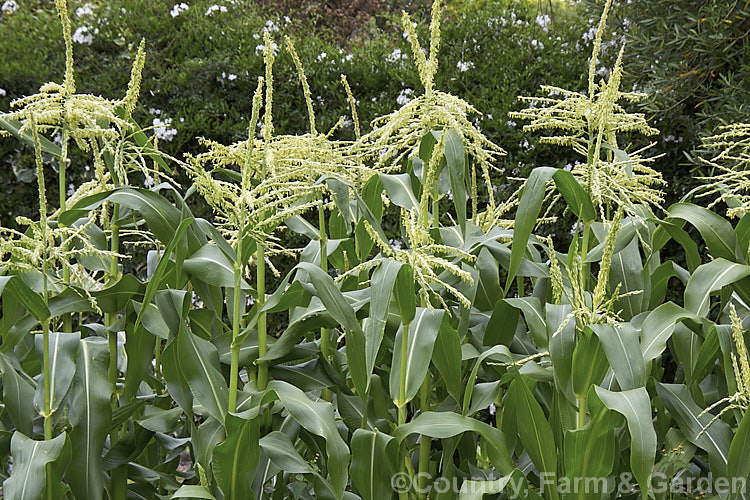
<box><xmin>2</xmin><ymin>1</ymin><xmax>750</xmax><ymax>499</ymax></box>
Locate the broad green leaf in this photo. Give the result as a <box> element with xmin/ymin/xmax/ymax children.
<box><xmin>192</xmin><ymin>417</ymin><xmax>225</xmax><ymax>471</ymax></box>
<box><xmin>444</xmin><ymin>129</ymin><xmax>467</xmax><ymax>234</ymax></box>
<box><xmin>684</xmin><ymin>259</ymin><xmax>750</xmax><ymax>317</ymax></box>
<box><xmin>610</xmin><ymin>238</ymin><xmax>644</xmax><ymax>319</ymax></box>
<box><xmin>268</xmin><ymin>381</ymin><xmax>350</xmax><ymax>497</ymax></box>
<box><xmin>462</xmin><ymin>345</ymin><xmax>513</xmax><ymax>415</ymax></box>
<box><xmin>458</xmin><ymin>474</ymin><xmax>515</xmax><ymax>500</ymax></box>
<box><xmin>3</xmin><ymin>432</ymin><xmax>71</xmax><ymax>500</ymax></box>
<box><xmin>0</xmin><ymin>352</ymin><xmax>35</xmax><ymax>436</ymax></box>
<box><xmin>563</xmin><ymin>426</ymin><xmax>616</xmax><ymax>499</ymax></box>
<box><xmin>547</xmin><ymin>304</ymin><xmax>576</xmax><ymax>403</ymax></box>
<box><xmin>0</xmin><ymin>118</ymin><xmax>63</xmax><ymax>158</ymax></box>
<box><xmin>484</xmin><ymin>299</ymin><xmax>520</xmax><ymax>347</ymax></box>
<box><xmin>432</xmin><ymin>319</ymin><xmax>463</xmax><ymax>404</ymax></box>
<box><xmin>506</xmin><ymin>296</ymin><xmax>547</xmax><ymax>347</ymax></box>
<box><xmin>379</xmin><ymin>173</ymin><xmax>419</xmax><ymax>211</ymax></box>
<box><xmin>656</xmin><ymin>382</ymin><xmax>731</xmax><ymax>476</ymax></box>
<box><xmin>394</xmin><ymin>263</ymin><xmax>416</xmax><ymax>324</ymax></box>
<box><xmin>137</xmin><ymin>407</ymin><xmax>184</xmax><ymax>433</ymax></box>
<box><xmin>640</xmin><ymin>302</ymin><xmax>704</xmax><ymax>362</ymax></box>
<box><xmin>159</xmin><ymin>339</ymin><xmax>193</xmax><ymax>417</ymax></box>
<box><xmin>648</xmin><ymin>261</ymin><xmax>685</xmax><ymax>308</ymax></box>
<box><xmin>393</xmin><ymin>411</ymin><xmax>513</xmax><ymax>475</ymax></box>
<box><xmin>390</xmin><ymin>307</ymin><xmax>445</xmax><ymax>405</ymax></box>
<box><xmin>295</xmin><ymin>262</ymin><xmax>367</xmax><ymax>396</ymax></box>
<box><xmin>184</xmin><ymin>243</ymin><xmax>250</xmax><ymax>289</ymax></box>
<box><xmin>563</xmin><ymin>400</ymin><xmax>618</xmax><ymax>500</ymax></box>
<box><xmin>552</xmin><ymin>169</ymin><xmax>596</xmax><ymax>222</ymax></box>
<box><xmin>323</xmin><ymin>176</ymin><xmax>353</xmax><ymax>228</ymax></box>
<box><xmin>34</xmin><ymin>332</ymin><xmax>80</xmax><ymax>415</ymax></box>
<box><xmin>653</xmin><ymin>220</ymin><xmax>701</xmax><ymax>272</ymax></box>
<box><xmin>691</xmin><ymin>326</ymin><xmax>721</xmax><ymax>387</ymax></box>
<box><xmin>508</xmin><ymin>376</ymin><xmax>559</xmax><ymax>499</ymax></box>
<box><xmin>259</xmin><ymin>431</ymin><xmax>339</xmax><ymax>498</ymax></box>
<box><xmin>68</xmin><ymin>338</ymin><xmax>112</xmax><ymax>500</ymax></box>
<box><xmin>170</xmin><ymin>485</ymin><xmax>217</xmax><ymax>499</ymax></box>
<box><xmin>728</xmin><ymin>408</ymin><xmax>750</xmax><ymax>499</ymax></box>
<box><xmin>269</xmin><ymin>359</ymin><xmax>336</xmax><ymax>392</ymax></box>
<box><xmin>0</xmin><ymin>275</ymin><xmax>50</xmax><ymax>323</ymax></box>
<box><xmin>590</xmin><ymin>324</ymin><xmax>646</xmax><ymax>390</ymax></box>
<box><xmin>572</xmin><ymin>329</ymin><xmax>609</xmax><ymax>399</ymax></box>
<box><xmin>260</xmin><ymin>431</ymin><xmax>316</xmax><ymax>474</ymax></box>
<box><xmin>364</xmin><ymin>259</ymin><xmax>402</xmax><ymax>387</ymax></box>
<box><xmin>350</xmin><ymin>429</ymin><xmax>398</xmax><ymax>500</ymax></box>
<box><xmin>506</xmin><ymin>166</ymin><xmax>556</xmax><ymax>293</ymax></box>
<box><xmin>669</xmin><ymin>203</ymin><xmax>739</xmax><ymax>261</ymax></box>
<box><xmin>475</xmin><ymin>247</ymin><xmax>502</xmax><ymax>311</ymax></box>
<box><xmin>213</xmin><ymin>413</ymin><xmax>260</xmax><ymax>500</ymax></box>
<box><xmin>91</xmin><ymin>273</ymin><xmax>144</xmax><ymax>314</ymax></box>
<box><xmin>125</xmin><ymin>303</ymin><xmax>158</xmax><ymax>400</ymax></box>
<box><xmin>595</xmin><ymin>386</ymin><xmax>656</xmax><ymax>499</ymax></box>
<box><xmin>134</xmin><ymin>217</ymin><xmax>194</xmax><ymax>331</ymax></box>
<box><xmin>176</xmin><ymin>326</ymin><xmax>228</xmax><ymax>424</ymax></box>
<box><xmin>60</xmin><ymin>187</ymin><xmax>203</xmax><ymax>250</ymax></box>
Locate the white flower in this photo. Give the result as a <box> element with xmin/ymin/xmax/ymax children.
<box><xmin>264</xmin><ymin>19</ymin><xmax>279</xmax><ymax>32</ymax></box>
<box><xmin>317</xmin><ymin>52</ymin><xmax>327</xmax><ymax>62</ymax></box>
<box><xmin>153</xmin><ymin>117</ymin><xmax>177</xmax><ymax>142</ymax></box>
<box><xmin>1</xmin><ymin>0</ymin><xmax>18</xmax><ymax>14</ymax></box>
<box><xmin>148</xmin><ymin>108</ymin><xmax>163</xmax><ymax>115</ymax></box>
<box><xmin>530</xmin><ymin>39</ymin><xmax>544</xmax><ymax>50</ymax></box>
<box><xmin>76</xmin><ymin>4</ymin><xmax>94</xmax><ymax>17</ymax></box>
<box><xmin>396</xmin><ymin>88</ymin><xmax>414</xmax><ymax>106</ymax></box>
<box><xmin>386</xmin><ymin>48</ymin><xmax>405</xmax><ymax>63</ymax></box>
<box><xmin>170</xmin><ymin>3</ymin><xmax>188</xmax><ymax>18</ymax></box>
<box><xmin>570</xmin><ymin>221</ymin><xmax>584</xmax><ymax>235</ymax></box>
<box><xmin>227</xmin><ymin>73</ymin><xmax>237</xmax><ymax>81</ymax></box>
<box><xmin>389</xmin><ymin>239</ymin><xmax>403</xmax><ymax>250</ymax></box>
<box><xmin>205</xmin><ymin>4</ymin><xmax>227</xmax><ymax>15</ymax></box>
<box><xmin>457</xmin><ymin>61</ymin><xmax>474</xmax><ymax>72</ymax></box>
<box><xmin>72</xmin><ymin>26</ymin><xmax>95</xmax><ymax>45</ymax></box>
<box><xmin>535</xmin><ymin>14</ymin><xmax>551</xmax><ymax>31</ymax></box>
<box><xmin>582</xmin><ymin>25</ymin><xmax>597</xmax><ymax>43</ymax></box>
<box><xmin>67</xmin><ymin>183</ymin><xmax>75</xmax><ymax>196</ymax></box>
<box><xmin>505</xmin><ymin>119</ymin><xmax>516</xmax><ymax>128</ymax></box>
<box><xmin>0</xmin><ymin>88</ymin><xmax>5</xmax><ymax>97</ymax></box>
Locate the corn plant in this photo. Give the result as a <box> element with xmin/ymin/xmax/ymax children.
<box><xmin>2</xmin><ymin>1</ymin><xmax>750</xmax><ymax>500</ymax></box>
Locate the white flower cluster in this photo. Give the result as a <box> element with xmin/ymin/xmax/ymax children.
<box><xmin>170</xmin><ymin>3</ymin><xmax>189</xmax><ymax>18</ymax></box>
<box><xmin>396</xmin><ymin>88</ymin><xmax>414</xmax><ymax>106</ymax></box>
<box><xmin>1</xmin><ymin>0</ymin><xmax>17</xmax><ymax>14</ymax></box>
<box><xmin>535</xmin><ymin>14</ymin><xmax>551</xmax><ymax>32</ymax></box>
<box><xmin>153</xmin><ymin>117</ymin><xmax>178</xmax><ymax>142</ymax></box>
<box><xmin>72</xmin><ymin>26</ymin><xmax>98</xmax><ymax>45</ymax></box>
<box><xmin>205</xmin><ymin>4</ymin><xmax>227</xmax><ymax>15</ymax></box>
<box><xmin>457</xmin><ymin>60</ymin><xmax>475</xmax><ymax>72</ymax></box>
<box><xmin>386</xmin><ymin>48</ymin><xmax>406</xmax><ymax>64</ymax></box>
<box><xmin>75</xmin><ymin>4</ymin><xmax>94</xmax><ymax>17</ymax></box>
